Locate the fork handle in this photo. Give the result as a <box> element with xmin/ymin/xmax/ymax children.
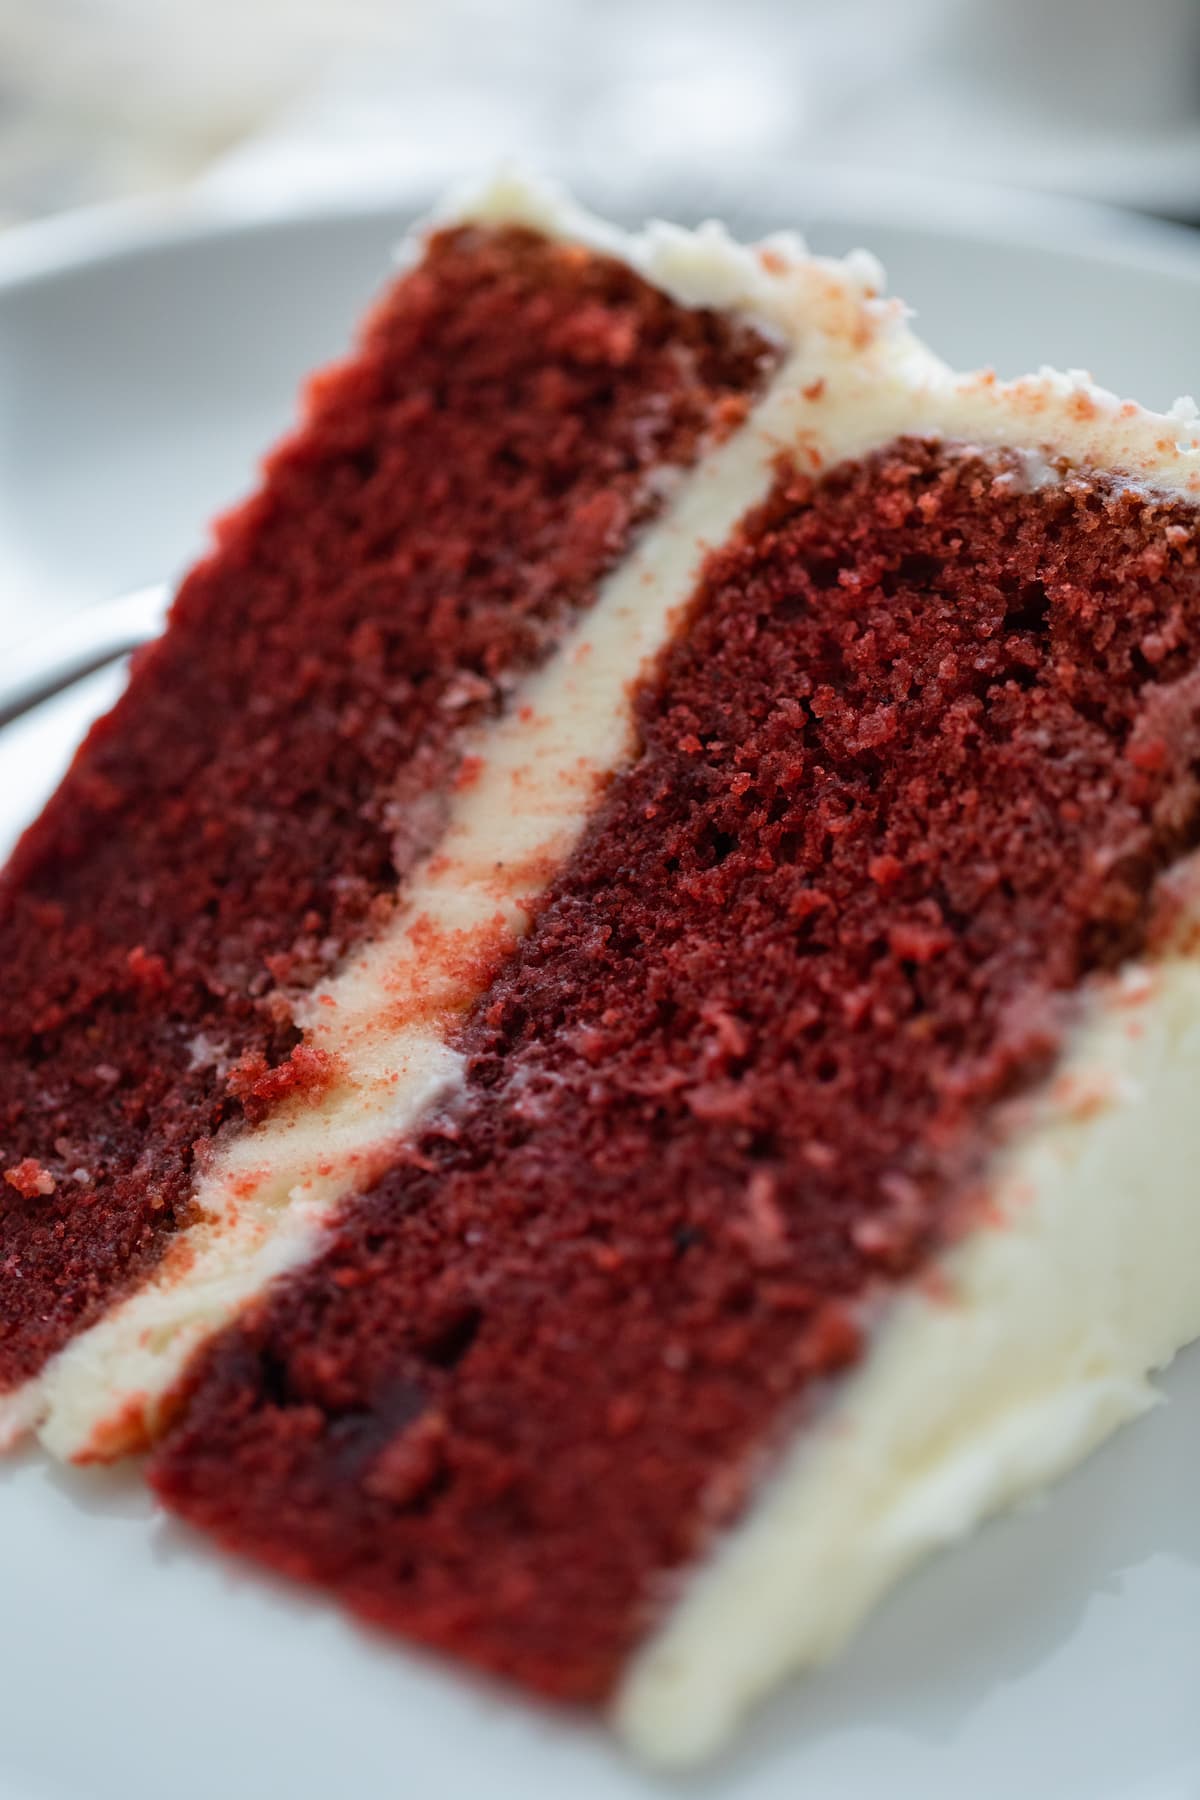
<box><xmin>0</xmin><ymin>584</ymin><xmax>169</xmax><ymax>729</ymax></box>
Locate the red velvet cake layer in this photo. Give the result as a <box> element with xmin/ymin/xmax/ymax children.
<box><xmin>0</xmin><ymin>226</ymin><xmax>774</xmax><ymax>1393</ymax></box>
<box><xmin>153</xmin><ymin>442</ymin><xmax>1200</xmax><ymax>1702</ymax></box>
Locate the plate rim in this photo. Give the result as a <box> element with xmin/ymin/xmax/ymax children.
<box><xmin>1</xmin><ymin>164</ymin><xmax>1200</xmax><ymax>304</ymax></box>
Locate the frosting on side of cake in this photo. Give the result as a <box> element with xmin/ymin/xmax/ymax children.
<box><xmin>617</xmin><ymin>936</ymin><xmax>1200</xmax><ymax>1762</ymax></box>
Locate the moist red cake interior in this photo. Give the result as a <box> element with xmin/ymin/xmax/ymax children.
<box><xmin>0</xmin><ymin>227</ymin><xmax>774</xmax><ymax>1393</ymax></box>
<box><xmin>154</xmin><ymin>441</ymin><xmax>1200</xmax><ymax>1702</ymax></box>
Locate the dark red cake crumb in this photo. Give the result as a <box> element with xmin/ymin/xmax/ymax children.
<box><xmin>0</xmin><ymin>227</ymin><xmax>774</xmax><ymax>1394</ymax></box>
<box><xmin>3</xmin><ymin>1160</ymin><xmax>56</xmax><ymax>1200</ymax></box>
<box><xmin>153</xmin><ymin>441</ymin><xmax>1200</xmax><ymax>1704</ymax></box>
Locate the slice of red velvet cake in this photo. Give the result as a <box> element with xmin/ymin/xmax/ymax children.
<box><xmin>4</xmin><ymin>174</ymin><xmax>1200</xmax><ymax>1764</ymax></box>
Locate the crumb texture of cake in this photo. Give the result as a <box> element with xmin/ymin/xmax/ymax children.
<box><xmin>0</xmin><ymin>221</ymin><xmax>775</xmax><ymax>1417</ymax></box>
<box><xmin>152</xmin><ymin>439</ymin><xmax>1200</xmax><ymax>1749</ymax></box>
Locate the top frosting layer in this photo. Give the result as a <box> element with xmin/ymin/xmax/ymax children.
<box><xmin>446</xmin><ymin>169</ymin><xmax>1200</xmax><ymax>496</ymax></box>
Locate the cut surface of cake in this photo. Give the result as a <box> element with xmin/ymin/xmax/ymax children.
<box><xmin>3</xmin><ymin>174</ymin><xmax>1200</xmax><ymax>1765</ymax></box>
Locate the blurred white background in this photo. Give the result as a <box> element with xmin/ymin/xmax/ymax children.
<box><xmin>2</xmin><ymin>0</ymin><xmax>1200</xmax><ymax>228</ymax></box>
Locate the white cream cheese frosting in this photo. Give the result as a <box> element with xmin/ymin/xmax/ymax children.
<box><xmin>1</xmin><ymin>172</ymin><xmax>1199</xmax><ymax>1769</ymax></box>
<box><xmin>445</xmin><ymin>169</ymin><xmax>1200</xmax><ymax>497</ymax></box>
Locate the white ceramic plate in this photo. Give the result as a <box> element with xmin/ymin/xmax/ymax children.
<box><xmin>1</xmin><ymin>182</ymin><xmax>1199</xmax><ymax>1800</ymax></box>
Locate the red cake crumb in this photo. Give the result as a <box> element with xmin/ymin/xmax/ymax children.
<box><xmin>3</xmin><ymin>1160</ymin><xmax>56</xmax><ymax>1200</ymax></box>
<box><xmin>225</xmin><ymin>1042</ymin><xmax>339</xmax><ymax>1126</ymax></box>
<box><xmin>154</xmin><ymin>441</ymin><xmax>1200</xmax><ymax>1703</ymax></box>
<box><xmin>0</xmin><ymin>227</ymin><xmax>774</xmax><ymax>1395</ymax></box>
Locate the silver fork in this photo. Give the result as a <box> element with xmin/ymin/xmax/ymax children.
<box><xmin>0</xmin><ymin>584</ymin><xmax>169</xmax><ymax>729</ymax></box>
